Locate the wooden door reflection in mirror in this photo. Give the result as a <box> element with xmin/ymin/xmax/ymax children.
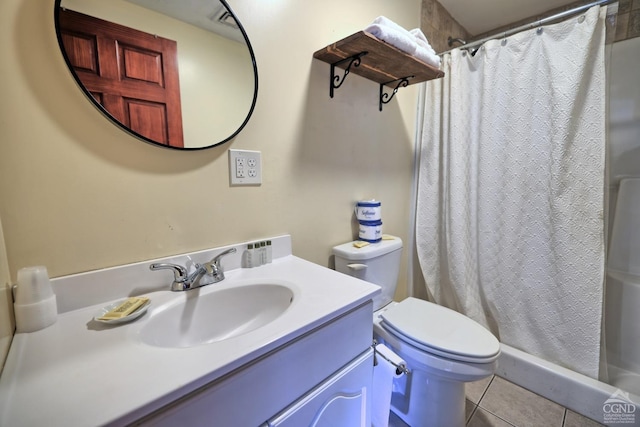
<box><xmin>59</xmin><ymin>9</ymin><xmax>185</xmax><ymax>147</ymax></box>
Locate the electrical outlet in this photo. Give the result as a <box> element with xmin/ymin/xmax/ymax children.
<box><xmin>229</xmin><ymin>149</ymin><xmax>262</xmax><ymax>185</ymax></box>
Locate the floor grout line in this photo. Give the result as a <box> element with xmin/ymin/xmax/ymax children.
<box><xmin>476</xmin><ymin>374</ymin><xmax>496</xmax><ymax>406</ymax></box>
<box><xmin>479</xmin><ymin>405</ymin><xmax>519</xmax><ymax>427</ymax></box>
<box><xmin>466</xmin><ymin>403</ymin><xmax>478</xmax><ymax>425</ymax></box>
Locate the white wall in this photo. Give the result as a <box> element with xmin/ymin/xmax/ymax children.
<box><xmin>0</xmin><ymin>0</ymin><xmax>423</xmax><ymax>364</ymax></box>
<box><xmin>608</xmin><ymin>36</ymin><xmax>640</xmax><ymax>235</ymax></box>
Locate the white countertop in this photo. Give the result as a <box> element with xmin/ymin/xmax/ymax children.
<box><xmin>0</xmin><ymin>253</ymin><xmax>379</xmax><ymax>426</ymax></box>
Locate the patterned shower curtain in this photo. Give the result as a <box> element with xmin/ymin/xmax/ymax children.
<box><xmin>416</xmin><ymin>6</ymin><xmax>607</xmax><ymax>378</ymax></box>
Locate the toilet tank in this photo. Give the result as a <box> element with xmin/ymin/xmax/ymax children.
<box><xmin>332</xmin><ymin>237</ymin><xmax>403</xmax><ymax>311</ymax></box>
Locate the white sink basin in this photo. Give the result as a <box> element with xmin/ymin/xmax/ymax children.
<box><xmin>137</xmin><ymin>283</ymin><xmax>295</xmax><ymax>348</ymax></box>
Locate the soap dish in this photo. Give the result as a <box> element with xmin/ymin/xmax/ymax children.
<box><xmin>93</xmin><ymin>298</ymin><xmax>150</xmax><ymax>325</ymax></box>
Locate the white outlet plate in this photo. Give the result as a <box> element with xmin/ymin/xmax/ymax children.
<box><xmin>229</xmin><ymin>149</ymin><xmax>262</xmax><ymax>186</ymax></box>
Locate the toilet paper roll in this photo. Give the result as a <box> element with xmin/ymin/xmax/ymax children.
<box><xmin>358</xmin><ymin>220</ymin><xmax>383</xmax><ymax>243</ymax></box>
<box><xmin>14</xmin><ymin>294</ymin><xmax>57</xmax><ymax>333</ymax></box>
<box><xmin>355</xmin><ymin>200</ymin><xmax>382</xmax><ymax>221</ymax></box>
<box><xmin>376</xmin><ymin>343</ymin><xmax>406</xmax><ymax>378</ymax></box>
<box><xmin>372</xmin><ymin>344</ymin><xmax>406</xmax><ymax>427</ymax></box>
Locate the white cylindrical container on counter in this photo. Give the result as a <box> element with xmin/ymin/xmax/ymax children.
<box><xmin>14</xmin><ymin>266</ymin><xmax>57</xmax><ymax>332</ymax></box>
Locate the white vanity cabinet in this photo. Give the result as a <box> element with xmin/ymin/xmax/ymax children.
<box><xmin>133</xmin><ymin>301</ymin><xmax>373</xmax><ymax>427</ymax></box>
<box><xmin>264</xmin><ymin>349</ymin><xmax>373</xmax><ymax>426</ymax></box>
<box><xmin>0</xmin><ymin>242</ymin><xmax>382</xmax><ymax>427</ymax></box>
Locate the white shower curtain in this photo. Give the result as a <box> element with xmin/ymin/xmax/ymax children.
<box><xmin>416</xmin><ymin>6</ymin><xmax>607</xmax><ymax>378</ymax></box>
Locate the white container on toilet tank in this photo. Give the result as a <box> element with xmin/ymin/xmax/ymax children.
<box><xmin>355</xmin><ymin>200</ymin><xmax>382</xmax><ymax>221</ymax></box>
<box><xmin>333</xmin><ymin>237</ymin><xmax>402</xmax><ymax>311</ymax></box>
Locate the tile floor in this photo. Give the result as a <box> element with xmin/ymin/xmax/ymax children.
<box><xmin>464</xmin><ymin>375</ymin><xmax>604</xmax><ymax>427</ymax></box>
<box><xmin>389</xmin><ymin>374</ymin><xmax>605</xmax><ymax>427</ymax></box>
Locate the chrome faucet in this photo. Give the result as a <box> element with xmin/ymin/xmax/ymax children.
<box><xmin>149</xmin><ymin>247</ymin><xmax>237</xmax><ymax>291</ymax></box>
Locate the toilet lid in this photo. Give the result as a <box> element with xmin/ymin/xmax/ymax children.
<box><xmin>380</xmin><ymin>298</ymin><xmax>500</xmax><ymax>363</ymax></box>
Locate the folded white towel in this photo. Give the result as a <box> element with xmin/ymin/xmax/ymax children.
<box><xmin>409</xmin><ymin>28</ymin><xmax>436</xmax><ymax>55</ymax></box>
<box><xmin>364</xmin><ymin>17</ymin><xmax>441</xmax><ymax>69</ymax></box>
<box><xmin>414</xmin><ymin>45</ymin><xmax>441</xmax><ymax>69</ymax></box>
<box><xmin>365</xmin><ymin>16</ymin><xmax>417</xmax><ymax>55</ymax></box>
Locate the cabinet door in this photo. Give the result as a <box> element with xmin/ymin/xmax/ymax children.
<box><xmin>267</xmin><ymin>349</ymin><xmax>373</xmax><ymax>427</ymax></box>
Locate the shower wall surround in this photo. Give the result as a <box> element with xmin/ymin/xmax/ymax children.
<box><xmin>615</xmin><ymin>0</ymin><xmax>640</xmax><ymax>41</ymax></box>
<box><xmin>420</xmin><ymin>0</ymin><xmax>471</xmax><ymax>53</ymax></box>
<box><xmin>609</xmin><ymin>36</ymin><xmax>640</xmax><ymax>229</ymax></box>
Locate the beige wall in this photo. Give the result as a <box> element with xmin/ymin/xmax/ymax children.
<box><xmin>0</xmin><ymin>0</ymin><xmax>424</xmax><ymax>352</ymax></box>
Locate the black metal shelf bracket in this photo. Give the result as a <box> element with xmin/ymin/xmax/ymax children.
<box><xmin>330</xmin><ymin>52</ymin><xmax>368</xmax><ymax>98</ymax></box>
<box><xmin>379</xmin><ymin>76</ymin><xmax>414</xmax><ymax>111</ymax></box>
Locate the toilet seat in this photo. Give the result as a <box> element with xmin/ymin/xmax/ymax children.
<box><xmin>380</xmin><ymin>298</ymin><xmax>500</xmax><ymax>364</ymax></box>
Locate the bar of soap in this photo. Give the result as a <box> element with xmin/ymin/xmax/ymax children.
<box><xmin>98</xmin><ymin>297</ymin><xmax>149</xmax><ymax>320</ymax></box>
<box><xmin>353</xmin><ymin>241</ymin><xmax>370</xmax><ymax>248</ymax></box>
<box><xmin>381</xmin><ymin>234</ymin><xmax>395</xmax><ymax>240</ymax></box>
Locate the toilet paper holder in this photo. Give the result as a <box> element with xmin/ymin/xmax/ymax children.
<box><xmin>372</xmin><ymin>340</ymin><xmax>410</xmax><ymax>375</ymax></box>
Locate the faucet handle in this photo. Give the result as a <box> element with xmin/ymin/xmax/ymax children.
<box><xmin>209</xmin><ymin>247</ymin><xmax>237</xmax><ymax>267</ymax></box>
<box><xmin>206</xmin><ymin>248</ymin><xmax>237</xmax><ymax>281</ymax></box>
<box><xmin>150</xmin><ymin>263</ymin><xmax>189</xmax><ymax>291</ymax></box>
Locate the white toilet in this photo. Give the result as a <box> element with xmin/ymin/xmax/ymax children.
<box><xmin>333</xmin><ymin>236</ymin><xmax>500</xmax><ymax>427</ymax></box>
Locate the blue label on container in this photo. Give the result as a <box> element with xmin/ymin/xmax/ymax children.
<box><xmin>356</xmin><ymin>201</ymin><xmax>381</xmax><ymax>207</ymax></box>
<box><xmin>360</xmin><ymin>237</ymin><xmax>382</xmax><ymax>243</ymax></box>
<box><xmin>358</xmin><ymin>220</ymin><xmax>383</xmax><ymax>226</ymax></box>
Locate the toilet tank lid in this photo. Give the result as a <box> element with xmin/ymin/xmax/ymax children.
<box><xmin>332</xmin><ymin>236</ymin><xmax>403</xmax><ymax>260</ymax></box>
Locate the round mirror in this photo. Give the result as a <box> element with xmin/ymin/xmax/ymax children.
<box><xmin>54</xmin><ymin>0</ymin><xmax>258</xmax><ymax>150</ymax></box>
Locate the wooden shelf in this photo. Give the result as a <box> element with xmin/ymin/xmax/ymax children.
<box><xmin>313</xmin><ymin>31</ymin><xmax>444</xmax><ymax>87</ymax></box>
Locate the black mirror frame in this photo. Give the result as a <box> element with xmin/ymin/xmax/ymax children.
<box><xmin>54</xmin><ymin>0</ymin><xmax>258</xmax><ymax>151</ymax></box>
